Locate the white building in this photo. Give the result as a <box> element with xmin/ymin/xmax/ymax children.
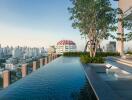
<box><xmin>56</xmin><ymin>40</ymin><xmax>77</xmax><ymax>54</ymax></box>
<box><xmin>5</xmin><ymin>64</ymin><xmax>16</xmax><ymax>71</ymax></box>
<box><xmin>106</xmin><ymin>41</ymin><xmax>116</xmax><ymax>52</ymax></box>
<box><xmin>5</xmin><ymin>58</ymin><xmax>18</xmax><ymax>70</ymax></box>
<box><xmin>39</xmin><ymin>47</ymin><xmax>46</xmax><ymax>56</ymax></box>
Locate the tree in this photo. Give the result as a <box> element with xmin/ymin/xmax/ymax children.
<box><xmin>68</xmin><ymin>0</ymin><xmax>117</xmax><ymax>57</ymax></box>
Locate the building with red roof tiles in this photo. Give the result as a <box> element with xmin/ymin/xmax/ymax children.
<box><xmin>56</xmin><ymin>40</ymin><xmax>77</xmax><ymax>54</ymax></box>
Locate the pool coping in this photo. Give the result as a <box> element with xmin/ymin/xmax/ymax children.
<box><xmin>82</xmin><ymin>64</ymin><xmax>123</xmax><ymax>100</ymax></box>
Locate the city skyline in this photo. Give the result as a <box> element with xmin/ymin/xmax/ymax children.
<box><xmin>0</xmin><ymin>1</ymin><xmax>131</xmax><ymax>99</ymax></box>
<box><xmin>0</xmin><ymin>0</ymin><xmax>131</xmax><ymax>50</ymax></box>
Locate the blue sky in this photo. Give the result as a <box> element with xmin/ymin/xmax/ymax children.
<box><xmin>0</xmin><ymin>0</ymin><xmax>131</xmax><ymax>50</ymax></box>
<box><xmin>0</xmin><ymin>0</ymin><xmax>79</xmax><ymax>48</ymax></box>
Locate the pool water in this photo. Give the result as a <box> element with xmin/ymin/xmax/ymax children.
<box><xmin>0</xmin><ymin>57</ymin><xmax>96</xmax><ymax>100</ymax></box>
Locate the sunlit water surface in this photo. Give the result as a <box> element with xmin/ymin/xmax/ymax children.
<box><xmin>0</xmin><ymin>57</ymin><xmax>96</xmax><ymax>100</ymax></box>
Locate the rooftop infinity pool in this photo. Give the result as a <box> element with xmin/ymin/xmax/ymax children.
<box><xmin>0</xmin><ymin>57</ymin><xmax>96</xmax><ymax>100</ymax></box>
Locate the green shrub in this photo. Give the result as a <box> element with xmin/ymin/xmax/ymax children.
<box><xmin>96</xmin><ymin>52</ymin><xmax>120</xmax><ymax>57</ymax></box>
<box><xmin>126</xmin><ymin>51</ymin><xmax>132</xmax><ymax>55</ymax></box>
<box><xmin>63</xmin><ymin>52</ymin><xmax>89</xmax><ymax>57</ymax></box>
<box><xmin>80</xmin><ymin>55</ymin><xmax>105</xmax><ymax>64</ymax></box>
<box><xmin>80</xmin><ymin>55</ymin><xmax>90</xmax><ymax>64</ymax></box>
<box><xmin>63</xmin><ymin>52</ymin><xmax>120</xmax><ymax>57</ymax></box>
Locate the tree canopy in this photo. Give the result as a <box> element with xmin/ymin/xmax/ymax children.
<box><xmin>68</xmin><ymin>0</ymin><xmax>117</xmax><ymax>57</ymax></box>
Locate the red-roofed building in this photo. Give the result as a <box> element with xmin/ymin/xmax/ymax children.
<box><xmin>56</xmin><ymin>40</ymin><xmax>77</xmax><ymax>54</ymax></box>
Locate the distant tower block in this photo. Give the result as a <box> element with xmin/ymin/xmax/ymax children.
<box><xmin>3</xmin><ymin>70</ymin><xmax>10</xmax><ymax>88</ymax></box>
<box><xmin>21</xmin><ymin>64</ymin><xmax>27</xmax><ymax>78</ymax></box>
<box><xmin>40</xmin><ymin>59</ymin><xmax>43</xmax><ymax>67</ymax></box>
<box><xmin>44</xmin><ymin>57</ymin><xmax>48</xmax><ymax>64</ymax></box>
<box><xmin>33</xmin><ymin>61</ymin><xmax>37</xmax><ymax>71</ymax></box>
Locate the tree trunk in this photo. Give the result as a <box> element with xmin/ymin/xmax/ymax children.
<box><xmin>98</xmin><ymin>44</ymin><xmax>102</xmax><ymax>56</ymax></box>
<box><xmin>90</xmin><ymin>49</ymin><xmax>93</xmax><ymax>57</ymax></box>
<box><xmin>84</xmin><ymin>41</ymin><xmax>89</xmax><ymax>52</ymax></box>
<box><xmin>93</xmin><ymin>48</ymin><xmax>96</xmax><ymax>57</ymax></box>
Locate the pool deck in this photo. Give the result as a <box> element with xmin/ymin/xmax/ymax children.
<box><xmin>106</xmin><ymin>57</ymin><xmax>132</xmax><ymax>73</ymax></box>
<box><xmin>83</xmin><ymin>63</ymin><xmax>132</xmax><ymax>100</ymax></box>
<box><xmin>82</xmin><ymin>64</ymin><xmax>122</xmax><ymax>100</ymax></box>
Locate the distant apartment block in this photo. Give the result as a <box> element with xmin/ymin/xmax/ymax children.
<box><xmin>56</xmin><ymin>40</ymin><xmax>77</xmax><ymax>54</ymax></box>
<box><xmin>106</xmin><ymin>41</ymin><xmax>116</xmax><ymax>52</ymax></box>
<box><xmin>0</xmin><ymin>45</ymin><xmax>47</xmax><ymax>71</ymax></box>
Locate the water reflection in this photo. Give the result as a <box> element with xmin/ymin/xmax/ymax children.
<box><xmin>0</xmin><ymin>57</ymin><xmax>97</xmax><ymax>100</ymax></box>
<box><xmin>71</xmin><ymin>78</ymin><xmax>97</xmax><ymax>100</ymax></box>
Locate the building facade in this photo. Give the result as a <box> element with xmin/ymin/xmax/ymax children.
<box><xmin>106</xmin><ymin>41</ymin><xmax>116</xmax><ymax>52</ymax></box>
<box><xmin>56</xmin><ymin>40</ymin><xmax>77</xmax><ymax>54</ymax></box>
<box><xmin>115</xmin><ymin>0</ymin><xmax>132</xmax><ymax>55</ymax></box>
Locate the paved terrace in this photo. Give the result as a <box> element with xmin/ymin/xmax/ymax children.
<box><xmin>82</xmin><ymin>64</ymin><xmax>122</xmax><ymax>100</ymax></box>
<box><xmin>106</xmin><ymin>57</ymin><xmax>132</xmax><ymax>73</ymax></box>
<box><xmin>105</xmin><ymin>58</ymin><xmax>132</xmax><ymax>100</ymax></box>
<box><xmin>83</xmin><ymin>62</ymin><xmax>132</xmax><ymax>100</ymax></box>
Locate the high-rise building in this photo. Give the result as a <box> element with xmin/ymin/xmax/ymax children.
<box><xmin>12</xmin><ymin>47</ymin><xmax>23</xmax><ymax>59</ymax></box>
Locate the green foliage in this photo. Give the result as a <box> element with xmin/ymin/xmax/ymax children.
<box><xmin>96</xmin><ymin>52</ymin><xmax>120</xmax><ymax>57</ymax></box>
<box><xmin>126</xmin><ymin>51</ymin><xmax>132</xmax><ymax>55</ymax></box>
<box><xmin>63</xmin><ymin>52</ymin><xmax>120</xmax><ymax>57</ymax></box>
<box><xmin>68</xmin><ymin>0</ymin><xmax>118</xmax><ymax>57</ymax></box>
<box><xmin>63</xmin><ymin>52</ymin><xmax>89</xmax><ymax>57</ymax></box>
<box><xmin>80</xmin><ymin>55</ymin><xmax>105</xmax><ymax>64</ymax></box>
<box><xmin>126</xmin><ymin>32</ymin><xmax>132</xmax><ymax>41</ymax></box>
<box><xmin>68</xmin><ymin>0</ymin><xmax>117</xmax><ymax>40</ymax></box>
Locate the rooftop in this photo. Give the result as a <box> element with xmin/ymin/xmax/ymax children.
<box><xmin>57</xmin><ymin>40</ymin><xmax>76</xmax><ymax>45</ymax></box>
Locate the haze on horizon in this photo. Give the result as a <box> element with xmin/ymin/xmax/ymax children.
<box><xmin>0</xmin><ymin>0</ymin><xmax>131</xmax><ymax>50</ymax></box>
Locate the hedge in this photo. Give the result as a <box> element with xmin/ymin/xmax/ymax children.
<box><xmin>63</xmin><ymin>52</ymin><xmax>120</xmax><ymax>57</ymax></box>
<box><xmin>80</xmin><ymin>55</ymin><xmax>105</xmax><ymax>64</ymax></box>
